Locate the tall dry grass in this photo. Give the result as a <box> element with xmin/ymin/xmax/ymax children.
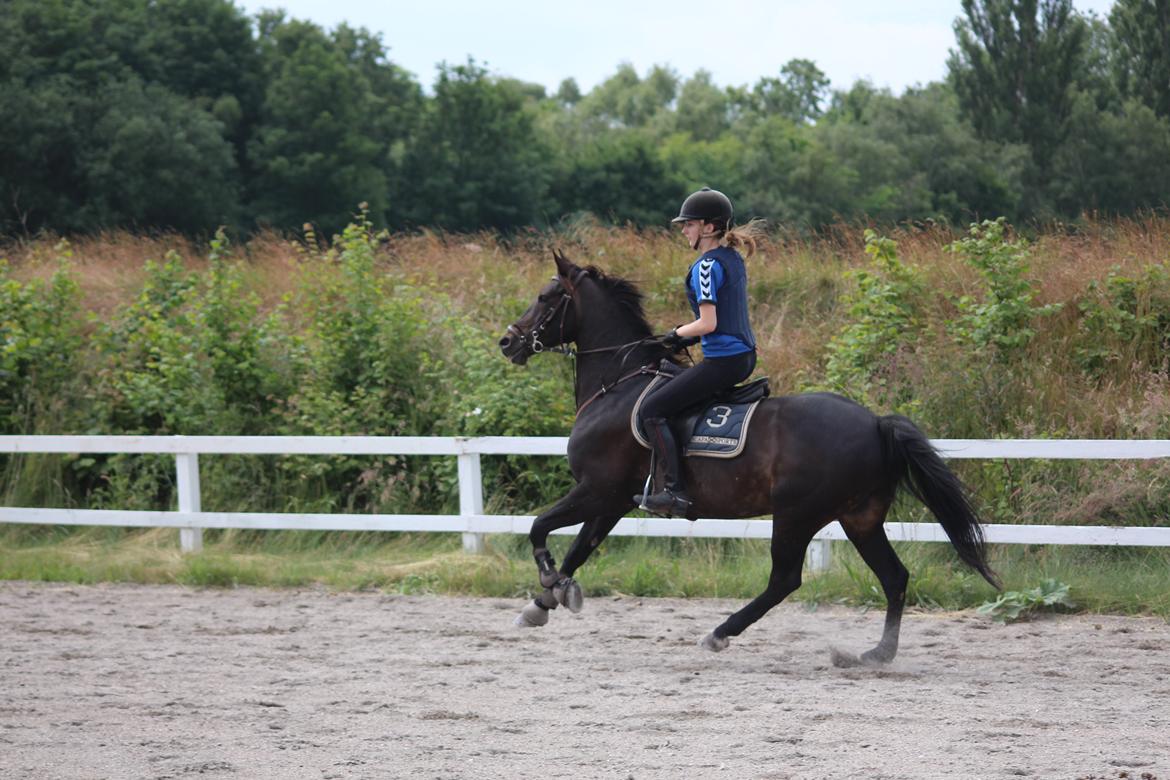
<box><xmin>6</xmin><ymin>213</ymin><xmax>1170</xmax><ymax>417</ymax></box>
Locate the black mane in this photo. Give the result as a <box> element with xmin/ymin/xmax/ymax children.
<box><xmin>581</xmin><ymin>265</ymin><xmax>653</xmax><ymax>336</ymax></box>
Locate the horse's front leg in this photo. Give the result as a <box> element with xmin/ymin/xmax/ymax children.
<box><xmin>517</xmin><ymin>485</ymin><xmax>629</xmax><ymax>627</ymax></box>
<box><xmin>545</xmin><ymin>510</ymin><xmax>625</xmax><ymax>613</ymax></box>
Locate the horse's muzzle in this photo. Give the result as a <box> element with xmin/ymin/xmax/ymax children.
<box><xmin>498</xmin><ymin>331</ymin><xmax>530</xmax><ymax>365</ymax></box>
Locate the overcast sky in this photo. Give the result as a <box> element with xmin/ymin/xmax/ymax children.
<box><xmin>235</xmin><ymin>1</ymin><xmax>1118</xmax><ymax>95</ymax></box>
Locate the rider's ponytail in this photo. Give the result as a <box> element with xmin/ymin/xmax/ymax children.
<box><xmin>720</xmin><ymin>218</ymin><xmax>766</xmax><ymax>258</ymax></box>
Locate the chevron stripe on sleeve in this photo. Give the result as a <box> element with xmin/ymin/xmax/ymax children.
<box><xmin>695</xmin><ymin>257</ymin><xmax>721</xmax><ymax>303</ymax></box>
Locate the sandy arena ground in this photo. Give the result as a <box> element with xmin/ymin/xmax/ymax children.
<box><xmin>1</xmin><ymin>581</ymin><xmax>1167</xmax><ymax>780</ymax></box>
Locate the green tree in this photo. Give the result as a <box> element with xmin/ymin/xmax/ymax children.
<box><xmin>137</xmin><ymin>0</ymin><xmax>265</xmax><ymax>161</ymax></box>
<box><xmin>0</xmin><ymin>78</ymin><xmax>86</xmax><ymax>233</ymax></box>
<box><xmin>551</xmin><ymin>130</ymin><xmax>682</xmax><ymax>224</ymax></box>
<box><xmin>673</xmin><ymin>70</ymin><xmax>731</xmax><ymax>141</ymax></box>
<box><xmin>82</xmin><ymin>79</ymin><xmax>240</xmax><ymax>232</ymax></box>
<box><xmin>750</xmin><ymin>58</ymin><xmax>831</xmax><ymax>123</ymax></box>
<box><xmin>658</xmin><ymin>132</ymin><xmax>748</xmax><ymax>210</ymax></box>
<box><xmin>1051</xmin><ymin>92</ymin><xmax>1170</xmax><ymax>214</ymax></box>
<box><xmin>948</xmin><ymin>0</ymin><xmax>1089</xmax><ymax>180</ymax></box>
<box><xmin>0</xmin><ymin>0</ymin><xmax>147</xmax><ymax>88</ymax></box>
<box><xmin>247</xmin><ymin>14</ymin><xmax>395</xmax><ymax>235</ymax></box>
<box><xmin>822</xmin><ymin>82</ymin><xmax>1028</xmax><ymax>224</ymax></box>
<box><xmin>555</xmin><ymin>77</ymin><xmax>583</xmax><ymax>106</ymax></box>
<box><xmin>1109</xmin><ymin>0</ymin><xmax>1170</xmax><ymax>119</ymax></box>
<box><xmin>0</xmin><ymin>0</ymin><xmax>252</xmax><ymax>234</ymax></box>
<box><xmin>738</xmin><ymin>115</ymin><xmax>854</xmax><ymax>227</ymax></box>
<box><xmin>399</xmin><ymin>60</ymin><xmax>551</xmax><ymax>231</ymax></box>
<box><xmin>576</xmin><ymin>63</ymin><xmax>679</xmax><ymax>129</ymax></box>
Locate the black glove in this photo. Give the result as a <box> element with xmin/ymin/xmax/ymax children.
<box><xmin>662</xmin><ymin>327</ymin><xmax>700</xmax><ymax>352</ymax></box>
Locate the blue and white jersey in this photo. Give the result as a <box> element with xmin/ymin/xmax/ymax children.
<box><xmin>685</xmin><ymin>246</ymin><xmax>756</xmax><ymax>357</ymax></box>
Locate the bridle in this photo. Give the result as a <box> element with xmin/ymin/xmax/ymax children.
<box><xmin>504</xmin><ymin>279</ymin><xmax>574</xmax><ymax>356</ymax></box>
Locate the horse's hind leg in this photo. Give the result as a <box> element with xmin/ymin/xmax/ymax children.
<box><xmin>835</xmin><ymin>499</ymin><xmax>909</xmax><ymax>666</ymax></box>
<box><xmin>701</xmin><ymin>511</ymin><xmax>819</xmax><ymax>652</ymax></box>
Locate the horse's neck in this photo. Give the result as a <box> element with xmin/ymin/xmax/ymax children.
<box><xmin>571</xmin><ymin>286</ymin><xmax>659</xmax><ymax>406</ymax></box>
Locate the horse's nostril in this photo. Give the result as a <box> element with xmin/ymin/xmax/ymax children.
<box><xmin>498</xmin><ymin>335</ymin><xmax>512</xmax><ymax>349</ymax></box>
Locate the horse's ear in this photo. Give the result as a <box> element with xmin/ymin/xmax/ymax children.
<box><xmin>553</xmin><ymin>249</ymin><xmax>575</xmax><ymax>280</ymax></box>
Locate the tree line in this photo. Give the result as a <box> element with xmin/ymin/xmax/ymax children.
<box><xmin>2</xmin><ymin>0</ymin><xmax>1168</xmax><ymax>238</ymax></box>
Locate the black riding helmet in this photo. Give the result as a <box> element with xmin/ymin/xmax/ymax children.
<box><xmin>671</xmin><ymin>187</ymin><xmax>733</xmax><ymax>230</ymax></box>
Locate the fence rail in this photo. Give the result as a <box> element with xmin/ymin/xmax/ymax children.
<box><xmin>3</xmin><ymin>436</ymin><xmax>1170</xmax><ymax>570</ymax></box>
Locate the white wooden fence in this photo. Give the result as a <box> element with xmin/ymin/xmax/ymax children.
<box><xmin>2</xmin><ymin>436</ymin><xmax>1170</xmax><ymax>571</ymax></box>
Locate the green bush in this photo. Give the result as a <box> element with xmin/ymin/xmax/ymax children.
<box><xmin>432</xmin><ymin>313</ymin><xmax>575</xmax><ymax>512</ymax></box>
<box><xmin>1075</xmin><ymin>263</ymin><xmax>1170</xmax><ymax>375</ymax></box>
<box><xmin>820</xmin><ymin>229</ymin><xmax>925</xmax><ymax>412</ymax></box>
<box><xmin>0</xmin><ymin>242</ymin><xmax>83</xmax><ymax>433</ymax></box>
<box><xmin>946</xmin><ymin>218</ymin><xmax>1060</xmax><ymax>355</ymax></box>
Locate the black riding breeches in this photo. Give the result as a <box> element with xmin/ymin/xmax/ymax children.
<box><xmin>639</xmin><ymin>350</ymin><xmax>757</xmax><ymax>422</ymax></box>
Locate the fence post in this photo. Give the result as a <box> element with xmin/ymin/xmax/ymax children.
<box><xmin>176</xmin><ymin>452</ymin><xmax>202</xmax><ymax>553</ymax></box>
<box><xmin>458</xmin><ymin>452</ymin><xmax>486</xmax><ymax>554</ymax></box>
<box><xmin>806</xmin><ymin>539</ymin><xmax>831</xmax><ymax>573</ymax></box>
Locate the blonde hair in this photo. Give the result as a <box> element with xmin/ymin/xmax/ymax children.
<box><xmin>719</xmin><ymin>218</ymin><xmax>766</xmax><ymax>258</ymax></box>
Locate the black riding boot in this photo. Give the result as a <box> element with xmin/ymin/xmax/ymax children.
<box><xmin>634</xmin><ymin>417</ymin><xmax>693</xmax><ymax>517</ymax></box>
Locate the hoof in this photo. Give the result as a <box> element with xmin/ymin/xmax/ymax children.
<box><xmin>861</xmin><ymin>646</ymin><xmax>896</xmax><ymax>665</ymax></box>
<box><xmin>699</xmin><ymin>632</ymin><xmax>730</xmax><ymax>653</ymax></box>
<box><xmin>829</xmin><ymin>647</ymin><xmax>862</xmax><ymax>668</ymax></box>
<box><xmin>830</xmin><ymin>645</ymin><xmax>896</xmax><ymax>668</ymax></box>
<box><xmin>514</xmin><ymin>600</ymin><xmax>550</xmax><ymax>628</ymax></box>
<box><xmin>554</xmin><ymin>578</ymin><xmax>584</xmax><ymax>614</ymax></box>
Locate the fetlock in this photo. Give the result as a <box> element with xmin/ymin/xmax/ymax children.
<box><xmin>534</xmin><ymin>548</ymin><xmax>560</xmax><ymax>588</ymax></box>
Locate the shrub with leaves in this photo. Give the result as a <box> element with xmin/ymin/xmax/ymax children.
<box><xmin>823</xmin><ymin>229</ymin><xmax>925</xmax><ymax>404</ymax></box>
<box><xmin>1075</xmin><ymin>263</ymin><xmax>1170</xmax><ymax>374</ymax></box>
<box><xmin>93</xmin><ymin>237</ymin><xmax>288</xmax><ymax>436</ymax></box>
<box><xmin>274</xmin><ymin>210</ymin><xmax>453</xmax><ymax>513</ymax></box>
<box><xmin>281</xmin><ymin>212</ymin><xmax>433</xmax><ymax>434</ymax></box>
<box><xmin>946</xmin><ymin>218</ymin><xmax>1060</xmax><ymax>355</ymax></box>
<box><xmin>0</xmin><ymin>243</ymin><xmax>83</xmax><ymax>433</ymax></box>
<box><xmin>199</xmin><ymin>229</ymin><xmax>290</xmax><ymax>430</ymax></box>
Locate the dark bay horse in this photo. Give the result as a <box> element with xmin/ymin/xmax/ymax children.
<box><xmin>498</xmin><ymin>251</ymin><xmax>999</xmax><ymax>664</ymax></box>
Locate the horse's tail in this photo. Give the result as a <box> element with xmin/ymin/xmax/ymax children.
<box><xmin>877</xmin><ymin>414</ymin><xmax>1000</xmax><ymax>589</ymax></box>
